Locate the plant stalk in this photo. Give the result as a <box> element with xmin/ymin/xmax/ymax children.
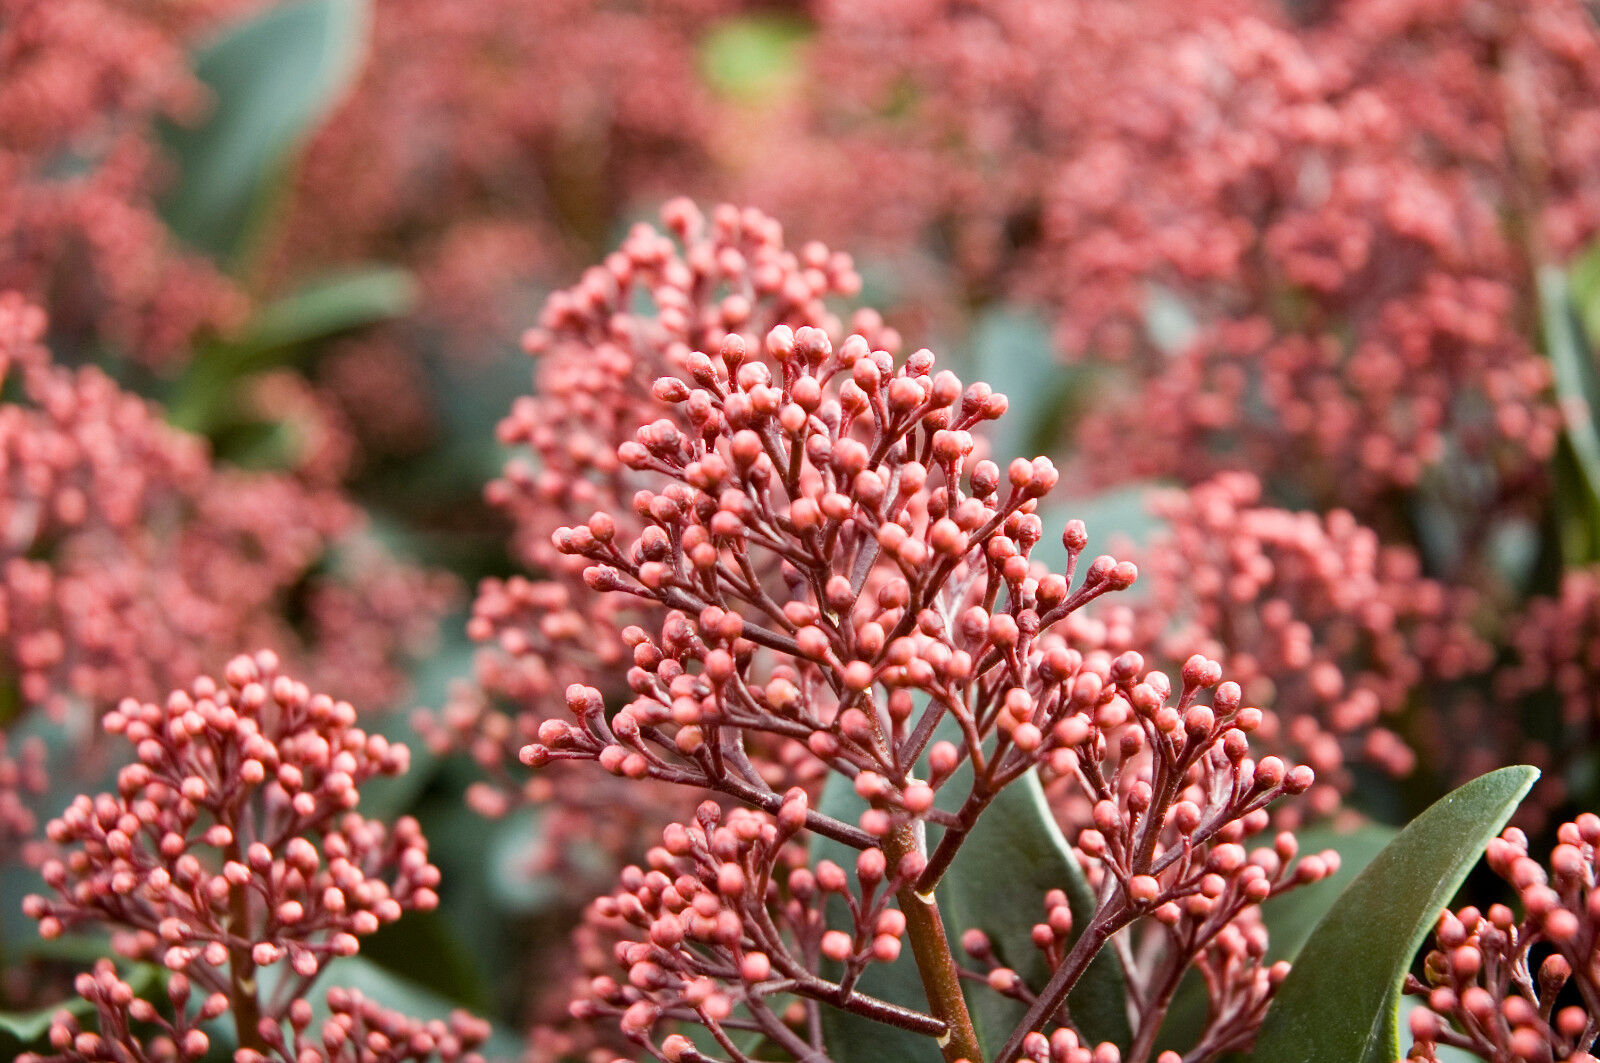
<box><xmin>884</xmin><ymin>823</ymin><xmax>984</xmax><ymax>1063</ymax></box>
<box><xmin>225</xmin><ymin>843</ymin><xmax>266</xmax><ymax>1054</ymax></box>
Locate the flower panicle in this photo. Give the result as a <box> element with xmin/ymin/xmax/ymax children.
<box><xmin>19</xmin><ymin>651</ymin><xmax>489</xmax><ymax>1063</ymax></box>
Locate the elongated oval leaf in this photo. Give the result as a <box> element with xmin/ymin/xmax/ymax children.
<box><xmin>943</xmin><ymin>770</ymin><xmax>1131</xmax><ymax>1055</ymax></box>
<box><xmin>1540</xmin><ymin>266</ymin><xmax>1600</xmax><ymax>564</ymax></box>
<box><xmin>1250</xmin><ymin>766</ymin><xmax>1537</xmax><ymax>1063</ymax></box>
<box><xmin>161</xmin><ymin>0</ymin><xmax>370</xmax><ymax>264</ymax></box>
<box><xmin>231</xmin><ymin>266</ymin><xmax>415</xmax><ymax>361</ymax></box>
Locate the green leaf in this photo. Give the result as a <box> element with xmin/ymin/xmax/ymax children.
<box><xmin>699</xmin><ymin>14</ymin><xmax>810</xmax><ymax>103</ymax></box>
<box><xmin>161</xmin><ymin>0</ymin><xmax>370</xmax><ymax>264</ymax></box>
<box><xmin>357</xmin><ymin>908</ymin><xmax>492</xmax><ymax>1014</ymax></box>
<box><xmin>230</xmin><ymin>266</ymin><xmax>415</xmax><ymax>361</ymax></box>
<box><xmin>167</xmin><ymin>265</ymin><xmax>412</xmax><ymax>432</ymax></box>
<box><xmin>969</xmin><ymin>306</ymin><xmax>1084</xmax><ymax>462</ymax></box>
<box><xmin>1570</xmin><ymin>239</ymin><xmax>1600</xmax><ymax>344</ymax></box>
<box><xmin>0</xmin><ymin>963</ymin><xmax>160</xmax><ymax>1049</ymax></box>
<box><xmin>943</xmin><ymin>771</ymin><xmax>1131</xmax><ymax>1055</ymax></box>
<box><xmin>0</xmin><ymin>1000</ymin><xmax>66</xmax><ymax>1045</ymax></box>
<box><xmin>1539</xmin><ymin>266</ymin><xmax>1600</xmax><ymax>564</ymax></box>
<box><xmin>1250</xmin><ymin>766</ymin><xmax>1538</xmax><ymax>1063</ymax></box>
<box><xmin>1259</xmin><ymin>820</ymin><xmax>1399</xmax><ymax>964</ymax></box>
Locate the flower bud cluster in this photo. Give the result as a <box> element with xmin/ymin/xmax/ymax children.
<box><xmin>20</xmin><ymin>652</ymin><xmax>459</xmax><ymax>1058</ymax></box>
<box><xmin>1128</xmin><ymin>473</ymin><xmax>1487</xmax><ymax>814</ymax></box>
<box><xmin>0</xmin><ymin>294</ymin><xmax>451</xmax><ymax>729</ymax></box>
<box><xmin>523</xmin><ymin>308</ymin><xmax>1143</xmax><ymax>855</ymax></box>
<box><xmin>446</xmin><ymin>203</ymin><xmax>880</xmax><ymax>828</ymax></box>
<box><xmin>1015</xmin><ymin>650</ymin><xmax>1324</xmax><ymax>1060</ymax></box>
<box><xmin>501</xmin><ymin>207</ymin><xmax>1321</xmax><ymax>1062</ymax></box>
<box><xmin>18</xmin><ymin>959</ymin><xmax>222</xmax><ymax>1063</ymax></box>
<box><xmin>236</xmin><ymin>986</ymin><xmax>491</xmax><ymax>1063</ymax></box>
<box><xmin>570</xmin><ymin>796</ymin><xmax>945</xmax><ymax>1060</ymax></box>
<box><xmin>1404</xmin><ymin>816</ymin><xmax>1600</xmax><ymax>1062</ymax></box>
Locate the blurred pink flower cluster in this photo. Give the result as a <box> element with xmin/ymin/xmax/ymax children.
<box><xmin>0</xmin><ymin>0</ymin><xmax>261</xmax><ymax>365</ymax></box>
<box><xmin>0</xmin><ymin>293</ymin><xmax>454</xmax><ymax>868</ymax></box>
<box><xmin>772</xmin><ymin>0</ymin><xmax>1599</xmax><ymax>525</ymax></box>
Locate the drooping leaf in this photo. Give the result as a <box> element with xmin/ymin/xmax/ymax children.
<box><xmin>0</xmin><ymin>1000</ymin><xmax>59</xmax><ymax>1046</ymax></box>
<box><xmin>942</xmin><ymin>771</ymin><xmax>1131</xmax><ymax>1055</ymax></box>
<box><xmin>161</xmin><ymin>0</ymin><xmax>370</xmax><ymax>264</ymax></box>
<box><xmin>1539</xmin><ymin>266</ymin><xmax>1600</xmax><ymax>564</ymax></box>
<box><xmin>1250</xmin><ymin>766</ymin><xmax>1537</xmax><ymax>1063</ymax></box>
<box><xmin>167</xmin><ymin>265</ymin><xmax>412</xmax><ymax>433</ymax></box>
<box><xmin>0</xmin><ymin>963</ymin><xmax>160</xmax><ymax>1051</ymax></box>
<box><xmin>228</xmin><ymin>266</ymin><xmax>414</xmax><ymax>361</ymax></box>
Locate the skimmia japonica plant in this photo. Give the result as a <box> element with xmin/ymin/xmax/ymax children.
<box><xmin>516</xmin><ymin>251</ymin><xmax>1331</xmax><ymax>1061</ymax></box>
<box><xmin>10</xmin><ymin>0</ymin><xmax>1600</xmax><ymax>1059</ymax></box>
<box><xmin>2</xmin><ymin>187</ymin><xmax>1595</xmax><ymax>1063</ymax></box>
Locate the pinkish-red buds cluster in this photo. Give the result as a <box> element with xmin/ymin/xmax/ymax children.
<box><xmin>18</xmin><ymin>652</ymin><xmax>482</xmax><ymax>1063</ymax></box>
<box><xmin>489</xmin><ymin>204</ymin><xmax>1324</xmax><ymax>1063</ymax></box>
<box><xmin>1106</xmin><ymin>473</ymin><xmax>1488</xmax><ymax>816</ymax></box>
<box><xmin>1405</xmin><ymin>816</ymin><xmax>1600</xmax><ymax>1063</ymax></box>
<box><xmin>0</xmin><ymin>293</ymin><xmax>452</xmax><ymax>734</ymax></box>
<box><xmin>571</xmin><ymin>797</ymin><xmax>944</xmax><ymax>1059</ymax></box>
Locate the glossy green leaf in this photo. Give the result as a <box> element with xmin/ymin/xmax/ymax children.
<box><xmin>1258</xmin><ymin>820</ymin><xmax>1399</xmax><ymax>964</ymax></box>
<box><xmin>1539</xmin><ymin>266</ymin><xmax>1600</xmax><ymax>564</ymax></box>
<box><xmin>1251</xmin><ymin>766</ymin><xmax>1537</xmax><ymax>1063</ymax></box>
<box><xmin>161</xmin><ymin>0</ymin><xmax>370</xmax><ymax>264</ymax></box>
<box><xmin>230</xmin><ymin>266</ymin><xmax>414</xmax><ymax>360</ymax></box>
<box><xmin>943</xmin><ymin>771</ymin><xmax>1131</xmax><ymax>1055</ymax></box>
